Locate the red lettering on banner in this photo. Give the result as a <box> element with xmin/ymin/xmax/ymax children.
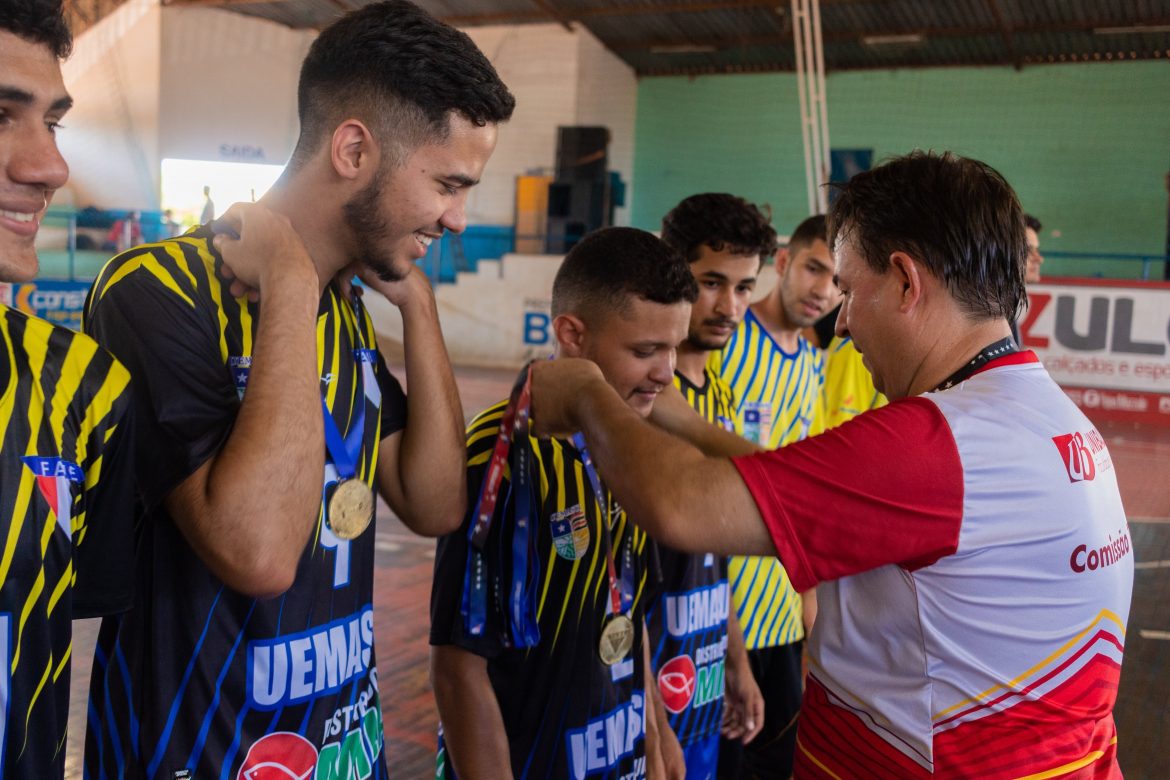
<box><xmin>1020</xmin><ymin>292</ymin><xmax>1051</xmax><ymax>349</ymax></box>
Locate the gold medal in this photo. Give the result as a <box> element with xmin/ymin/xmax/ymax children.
<box><xmin>328</xmin><ymin>479</ymin><xmax>374</xmax><ymax>540</ymax></box>
<box><xmin>598</xmin><ymin>614</ymin><xmax>634</xmax><ymax>666</ymax></box>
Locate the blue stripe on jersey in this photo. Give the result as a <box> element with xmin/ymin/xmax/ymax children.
<box><xmin>86</xmin><ymin>644</ymin><xmax>110</xmax><ymax>780</ymax></box>
<box><xmin>114</xmin><ymin>640</ymin><xmax>141</xmax><ymax>760</ymax></box>
<box><xmin>146</xmin><ymin>586</ymin><xmax>225</xmax><ymax>778</ymax></box>
<box><xmin>734</xmin><ymin>561</ymin><xmax>763</xmax><ymax>646</ymax></box>
<box><xmin>185</xmin><ymin>600</ymin><xmax>257</xmax><ymax>771</ymax></box>
<box><xmin>218</xmin><ymin>705</ymin><xmax>252</xmax><ymax>780</ymax></box>
<box><xmin>102</xmin><ymin>654</ymin><xmax>126</xmax><ymax>778</ymax></box>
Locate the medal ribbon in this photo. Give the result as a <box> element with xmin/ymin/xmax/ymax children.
<box><xmin>321</xmin><ymin>290</ymin><xmax>369</xmax><ymax>482</ymax></box>
<box><xmin>571</xmin><ymin>433</ymin><xmax>633</xmax><ymax>618</ymax></box>
<box><xmin>462</xmin><ymin>366</ymin><xmax>541</xmax><ymax>647</ymax></box>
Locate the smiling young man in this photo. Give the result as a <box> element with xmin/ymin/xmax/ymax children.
<box><xmin>713</xmin><ymin>215</ymin><xmax>836</xmax><ymax>778</ymax></box>
<box><xmin>81</xmin><ymin>2</ymin><xmax>514</xmax><ymax>776</ymax></box>
<box><xmin>0</xmin><ymin>2</ymin><xmax>135</xmax><ymax>776</ymax></box>
<box><xmin>529</xmin><ymin>152</ymin><xmax>1132</xmax><ymax>779</ymax></box>
<box><xmin>654</xmin><ymin>193</ymin><xmax>772</xmax><ymax>779</ymax></box>
<box><xmin>430</xmin><ymin>227</ymin><xmax>696</xmax><ymax>780</ymax></box>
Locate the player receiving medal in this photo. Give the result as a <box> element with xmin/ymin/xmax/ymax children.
<box><xmin>430</xmin><ymin>227</ymin><xmax>698</xmax><ymax>779</ymax></box>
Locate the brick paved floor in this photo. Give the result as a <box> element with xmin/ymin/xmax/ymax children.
<box><xmin>64</xmin><ymin>367</ymin><xmax>1170</xmax><ymax>778</ymax></box>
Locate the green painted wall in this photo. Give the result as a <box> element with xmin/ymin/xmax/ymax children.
<box><xmin>633</xmin><ymin>62</ymin><xmax>1170</xmax><ymax>278</ymax></box>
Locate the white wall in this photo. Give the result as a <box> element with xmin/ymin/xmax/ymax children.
<box><xmin>57</xmin><ymin>7</ymin><xmax>637</xmax><ymax>229</ymax></box>
<box><xmin>158</xmin><ymin>7</ymin><xmax>313</xmax><ymax>167</ymax></box>
<box><xmin>461</xmin><ymin>24</ymin><xmax>578</xmax><ymax>226</ymax></box>
<box><xmin>461</xmin><ymin>23</ymin><xmax>638</xmax><ymax>227</ymax></box>
<box><xmin>58</xmin><ymin>0</ymin><xmax>161</xmax><ymax>210</ymax></box>
<box><xmin>575</xmin><ymin>31</ymin><xmax>637</xmax><ymax>226</ymax></box>
<box><xmin>367</xmin><ymin>253</ymin><xmax>564</xmax><ymax>368</ymax></box>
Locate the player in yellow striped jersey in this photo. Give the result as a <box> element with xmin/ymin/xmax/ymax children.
<box><xmin>82</xmin><ymin>5</ymin><xmax>516</xmax><ymax>776</ymax></box>
<box><xmin>0</xmin><ymin>3</ymin><xmax>136</xmax><ymax>775</ymax></box>
<box><xmin>712</xmin><ymin>213</ymin><xmax>836</xmax><ymax>779</ymax></box>
<box><xmin>653</xmin><ymin>193</ymin><xmax>775</xmax><ymax>778</ymax></box>
<box><xmin>823</xmin><ymin>334</ymin><xmax>886</xmax><ymax>428</ymax></box>
<box><xmin>431</xmin><ymin>227</ymin><xmax>696</xmax><ymax>779</ymax></box>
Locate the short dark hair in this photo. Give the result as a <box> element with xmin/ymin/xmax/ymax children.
<box><xmin>660</xmin><ymin>193</ymin><xmax>778</xmax><ymax>266</ymax></box>
<box><xmin>787</xmin><ymin>214</ymin><xmax>827</xmax><ymax>253</ymax></box>
<box><xmin>293</xmin><ymin>0</ymin><xmax>515</xmax><ymax>167</ymax></box>
<box><xmin>0</xmin><ymin>0</ymin><xmax>72</xmax><ymax>59</ymax></box>
<box><xmin>1024</xmin><ymin>213</ymin><xmax>1042</xmax><ymax>232</ymax></box>
<box><xmin>552</xmin><ymin>227</ymin><xmax>698</xmax><ymax>322</ymax></box>
<box><xmin>828</xmin><ymin>151</ymin><xmax>1026</xmax><ymax>322</ymax></box>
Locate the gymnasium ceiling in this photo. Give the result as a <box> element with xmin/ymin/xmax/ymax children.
<box><xmin>78</xmin><ymin>0</ymin><xmax>1170</xmax><ymax>76</ymax></box>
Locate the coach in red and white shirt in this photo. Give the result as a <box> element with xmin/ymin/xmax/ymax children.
<box><xmin>530</xmin><ymin>151</ymin><xmax>1133</xmax><ymax>779</ymax></box>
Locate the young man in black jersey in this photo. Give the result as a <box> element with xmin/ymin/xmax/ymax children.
<box><xmin>655</xmin><ymin>193</ymin><xmax>773</xmax><ymax>779</ymax></box>
<box><xmin>431</xmin><ymin>227</ymin><xmax>696</xmax><ymax>779</ymax></box>
<box><xmin>82</xmin><ymin>2</ymin><xmax>514</xmax><ymax>776</ymax></box>
<box><xmin>0</xmin><ymin>2</ymin><xmax>135</xmax><ymax>776</ymax></box>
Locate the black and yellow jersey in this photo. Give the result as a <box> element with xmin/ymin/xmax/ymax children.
<box><xmin>431</xmin><ymin>399</ymin><xmax>651</xmax><ymax>779</ymax></box>
<box><xmin>673</xmin><ymin>367</ymin><xmax>741</xmax><ymax>436</ymax></box>
<box><xmin>822</xmin><ymin>335</ymin><xmax>886</xmax><ymax>429</ymax></box>
<box><xmin>714</xmin><ymin>309</ymin><xmax>826</xmax><ymax>650</ymax></box>
<box><xmin>0</xmin><ymin>303</ymin><xmax>134</xmax><ymax>777</ymax></box>
<box><xmin>641</xmin><ymin>369</ymin><xmax>738</xmax><ymax>749</ymax></box>
<box><xmin>82</xmin><ymin>226</ymin><xmax>407</xmax><ymax>778</ymax></box>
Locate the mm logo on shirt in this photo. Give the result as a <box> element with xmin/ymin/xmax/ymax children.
<box><xmin>565</xmin><ymin>692</ymin><xmax>645</xmax><ymax>780</ymax></box>
<box><xmin>247</xmin><ymin>606</ymin><xmax>374</xmax><ymax>709</ymax></box>
<box><xmin>1052</xmin><ymin>429</ymin><xmax>1107</xmax><ymax>483</ymax></box>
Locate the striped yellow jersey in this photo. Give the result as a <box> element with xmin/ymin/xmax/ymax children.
<box><xmin>0</xmin><ymin>303</ymin><xmax>134</xmax><ymax>777</ymax></box>
<box><xmin>714</xmin><ymin>307</ymin><xmax>826</xmax><ymax>649</ymax></box>
<box><xmin>431</xmin><ymin>399</ymin><xmax>651</xmax><ymax>778</ymax></box>
<box><xmin>823</xmin><ymin>335</ymin><xmax>887</xmax><ymax>429</ymax></box>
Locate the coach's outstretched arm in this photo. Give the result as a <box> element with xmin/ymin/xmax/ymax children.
<box><xmin>362</xmin><ymin>265</ymin><xmax>467</xmax><ymax>536</ymax></box>
<box><xmin>531</xmin><ymin>358</ymin><xmax>774</xmax><ymax>558</ymax></box>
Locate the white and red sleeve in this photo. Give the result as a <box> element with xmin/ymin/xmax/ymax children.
<box><xmin>731</xmin><ymin>396</ymin><xmax>965</xmax><ymax>591</ymax></box>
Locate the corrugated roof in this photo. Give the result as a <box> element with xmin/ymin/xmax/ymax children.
<box><xmin>161</xmin><ymin>0</ymin><xmax>1170</xmax><ymax>75</ymax></box>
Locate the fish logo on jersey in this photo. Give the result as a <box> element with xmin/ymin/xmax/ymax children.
<box><xmin>657</xmin><ymin>655</ymin><xmax>697</xmax><ymax>714</ymax></box>
<box><xmin>21</xmin><ymin>456</ymin><xmax>83</xmax><ymax>538</ymax></box>
<box><xmin>551</xmin><ymin>504</ymin><xmax>590</xmax><ymax>560</ymax></box>
<box><xmin>237</xmin><ymin>731</ymin><xmax>319</xmax><ymax>780</ymax></box>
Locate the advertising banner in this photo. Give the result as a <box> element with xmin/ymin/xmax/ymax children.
<box><xmin>6</xmin><ymin>280</ymin><xmax>90</xmax><ymax>332</ymax></box>
<box><xmin>1020</xmin><ymin>278</ymin><xmax>1170</xmax><ymax>425</ymax></box>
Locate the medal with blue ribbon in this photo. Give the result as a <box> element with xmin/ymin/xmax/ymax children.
<box><xmin>462</xmin><ymin>365</ymin><xmax>541</xmax><ymax>648</ymax></box>
<box><xmin>572</xmin><ymin>432</ymin><xmax>635</xmax><ymax>665</ymax></box>
<box><xmin>324</xmin><ymin>291</ymin><xmax>375</xmax><ymax>540</ymax></box>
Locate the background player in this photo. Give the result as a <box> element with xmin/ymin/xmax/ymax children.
<box><xmin>713</xmin><ymin>214</ymin><xmax>835</xmax><ymax>778</ymax></box>
<box><xmin>81</xmin><ymin>2</ymin><xmax>514</xmax><ymax>775</ymax></box>
<box><xmin>430</xmin><ymin>227</ymin><xmax>696</xmax><ymax>779</ymax></box>
<box><xmin>0</xmin><ymin>1</ymin><xmax>135</xmax><ymax>775</ymax></box>
<box><xmin>529</xmin><ymin>151</ymin><xmax>1132</xmax><ymax>780</ymax></box>
<box><xmin>656</xmin><ymin>193</ymin><xmax>770</xmax><ymax>778</ymax></box>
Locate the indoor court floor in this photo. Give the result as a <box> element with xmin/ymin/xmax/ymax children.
<box><xmin>64</xmin><ymin>364</ymin><xmax>1170</xmax><ymax>778</ymax></box>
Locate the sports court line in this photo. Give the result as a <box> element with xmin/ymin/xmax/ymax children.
<box><xmin>1138</xmin><ymin>630</ymin><xmax>1170</xmax><ymax>641</ymax></box>
<box><xmin>1135</xmin><ymin>560</ymin><xmax>1170</xmax><ymax>570</ymax></box>
<box><xmin>1128</xmin><ymin>516</ymin><xmax>1170</xmax><ymax>524</ymax></box>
